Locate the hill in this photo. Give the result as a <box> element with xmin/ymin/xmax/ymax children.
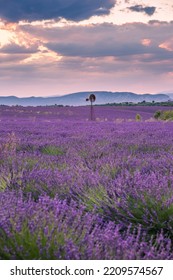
<box><xmin>0</xmin><ymin>91</ymin><xmax>170</xmax><ymax>106</ymax></box>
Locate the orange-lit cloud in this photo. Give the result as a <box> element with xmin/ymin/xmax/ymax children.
<box><xmin>22</xmin><ymin>45</ymin><xmax>62</xmax><ymax>64</ymax></box>
<box><xmin>0</xmin><ymin>1</ymin><xmax>173</xmax><ymax>97</ymax></box>
<box><xmin>159</xmin><ymin>39</ymin><xmax>173</xmax><ymax>51</ymax></box>
<box><xmin>141</xmin><ymin>38</ymin><xmax>151</xmax><ymax>46</ymax></box>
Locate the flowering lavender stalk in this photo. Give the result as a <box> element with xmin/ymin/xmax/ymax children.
<box><xmin>1</xmin><ymin>106</ymin><xmax>173</xmax><ymax>259</ymax></box>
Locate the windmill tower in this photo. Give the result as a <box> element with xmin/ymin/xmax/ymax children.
<box><xmin>86</xmin><ymin>94</ymin><xmax>96</xmax><ymax>121</ymax></box>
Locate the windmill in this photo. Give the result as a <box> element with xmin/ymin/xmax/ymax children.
<box><xmin>86</xmin><ymin>94</ymin><xmax>96</xmax><ymax>121</ymax></box>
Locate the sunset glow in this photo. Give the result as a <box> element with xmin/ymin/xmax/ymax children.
<box><xmin>0</xmin><ymin>0</ymin><xmax>173</xmax><ymax>96</ymax></box>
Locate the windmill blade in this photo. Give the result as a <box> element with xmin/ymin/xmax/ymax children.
<box><xmin>89</xmin><ymin>94</ymin><xmax>96</xmax><ymax>103</ymax></box>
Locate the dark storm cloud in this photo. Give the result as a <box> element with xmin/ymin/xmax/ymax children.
<box><xmin>129</xmin><ymin>5</ymin><xmax>156</xmax><ymax>16</ymax></box>
<box><xmin>0</xmin><ymin>0</ymin><xmax>115</xmax><ymax>22</ymax></box>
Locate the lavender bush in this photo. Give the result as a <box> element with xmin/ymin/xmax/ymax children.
<box><xmin>0</xmin><ymin>105</ymin><xmax>173</xmax><ymax>259</ymax></box>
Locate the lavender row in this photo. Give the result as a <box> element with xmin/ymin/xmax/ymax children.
<box><xmin>1</xmin><ymin>105</ymin><xmax>172</xmax><ymax>121</ymax></box>
<box><xmin>0</xmin><ymin>191</ymin><xmax>172</xmax><ymax>260</ymax></box>
<box><xmin>1</xmin><ymin>108</ymin><xmax>173</xmax><ymax>259</ymax></box>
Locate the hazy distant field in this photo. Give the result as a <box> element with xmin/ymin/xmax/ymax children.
<box><xmin>1</xmin><ymin>106</ymin><xmax>173</xmax><ymax>260</ymax></box>
<box><xmin>1</xmin><ymin>105</ymin><xmax>173</xmax><ymax>122</ymax></box>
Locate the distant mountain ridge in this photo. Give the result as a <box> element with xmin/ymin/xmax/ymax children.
<box><xmin>0</xmin><ymin>91</ymin><xmax>170</xmax><ymax>106</ymax></box>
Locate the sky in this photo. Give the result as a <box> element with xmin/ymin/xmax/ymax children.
<box><xmin>0</xmin><ymin>0</ymin><xmax>173</xmax><ymax>97</ymax></box>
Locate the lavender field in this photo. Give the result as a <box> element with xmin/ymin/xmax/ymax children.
<box><xmin>1</xmin><ymin>105</ymin><xmax>173</xmax><ymax>260</ymax></box>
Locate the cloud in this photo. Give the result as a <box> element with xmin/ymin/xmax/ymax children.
<box><xmin>0</xmin><ymin>0</ymin><xmax>115</xmax><ymax>22</ymax></box>
<box><xmin>30</xmin><ymin>23</ymin><xmax>171</xmax><ymax>61</ymax></box>
<box><xmin>10</xmin><ymin>21</ymin><xmax>170</xmax><ymax>89</ymax></box>
<box><xmin>46</xmin><ymin>40</ymin><xmax>148</xmax><ymax>57</ymax></box>
<box><xmin>0</xmin><ymin>20</ymin><xmax>173</xmax><ymax>96</ymax></box>
<box><xmin>6</xmin><ymin>21</ymin><xmax>173</xmax><ymax>62</ymax></box>
<box><xmin>21</xmin><ymin>21</ymin><xmax>173</xmax><ymax>76</ymax></box>
<box><xmin>141</xmin><ymin>38</ymin><xmax>151</xmax><ymax>46</ymax></box>
<box><xmin>0</xmin><ymin>53</ymin><xmax>29</xmax><ymax>64</ymax></box>
<box><xmin>129</xmin><ymin>5</ymin><xmax>156</xmax><ymax>16</ymax></box>
<box><xmin>0</xmin><ymin>44</ymin><xmax>37</xmax><ymax>54</ymax></box>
